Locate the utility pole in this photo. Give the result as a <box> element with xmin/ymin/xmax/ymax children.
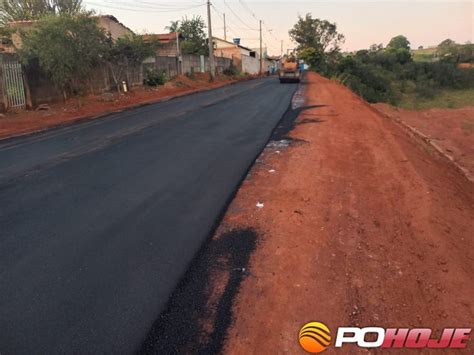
<box><xmin>176</xmin><ymin>32</ymin><xmax>181</xmax><ymax>75</ymax></box>
<box><xmin>281</xmin><ymin>40</ymin><xmax>283</xmax><ymax>57</ymax></box>
<box><xmin>207</xmin><ymin>0</ymin><xmax>216</xmax><ymax>79</ymax></box>
<box><xmin>259</xmin><ymin>19</ymin><xmax>263</xmax><ymax>75</ymax></box>
<box><xmin>223</xmin><ymin>13</ymin><xmax>227</xmax><ymax>41</ymax></box>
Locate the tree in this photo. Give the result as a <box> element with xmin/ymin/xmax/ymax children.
<box><xmin>386</xmin><ymin>35</ymin><xmax>412</xmax><ymax>64</ymax></box>
<box><xmin>0</xmin><ymin>0</ymin><xmax>82</xmax><ymax>24</ymax></box>
<box><xmin>387</xmin><ymin>35</ymin><xmax>410</xmax><ymax>51</ymax></box>
<box><xmin>458</xmin><ymin>43</ymin><xmax>474</xmax><ymax>63</ymax></box>
<box><xmin>289</xmin><ymin>14</ymin><xmax>345</xmax><ymax>54</ymax></box>
<box><xmin>369</xmin><ymin>43</ymin><xmax>384</xmax><ymax>53</ymax></box>
<box><xmin>298</xmin><ymin>47</ymin><xmax>322</xmax><ymax>68</ymax></box>
<box><xmin>54</xmin><ymin>0</ymin><xmax>82</xmax><ymax>14</ymax></box>
<box><xmin>176</xmin><ymin>16</ymin><xmax>207</xmax><ymax>55</ymax></box>
<box><xmin>437</xmin><ymin>39</ymin><xmax>457</xmax><ymax>58</ymax></box>
<box><xmin>20</xmin><ymin>14</ymin><xmax>107</xmax><ymax>101</ymax></box>
<box><xmin>0</xmin><ymin>0</ymin><xmax>53</xmax><ymax>24</ymax></box>
<box><xmin>165</xmin><ymin>20</ymin><xmax>179</xmax><ymax>33</ymax></box>
<box><xmin>289</xmin><ymin>14</ymin><xmax>344</xmax><ymax>71</ymax></box>
<box><xmin>437</xmin><ymin>40</ymin><xmax>473</xmax><ymax>63</ymax></box>
<box><xmin>105</xmin><ymin>34</ymin><xmax>156</xmax><ymax>94</ymax></box>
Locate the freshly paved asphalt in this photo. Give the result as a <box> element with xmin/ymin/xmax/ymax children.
<box><xmin>0</xmin><ymin>77</ymin><xmax>297</xmax><ymax>353</ymax></box>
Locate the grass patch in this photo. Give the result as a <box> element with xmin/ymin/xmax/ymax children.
<box><xmin>412</xmin><ymin>48</ymin><xmax>437</xmax><ymax>63</ymax></box>
<box><xmin>397</xmin><ymin>88</ymin><xmax>474</xmax><ymax>110</ymax></box>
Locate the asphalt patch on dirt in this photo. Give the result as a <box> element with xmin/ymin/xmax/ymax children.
<box><xmin>138</xmin><ymin>228</ymin><xmax>257</xmax><ymax>355</ymax></box>
<box><xmin>269</xmin><ymin>103</ymin><xmax>323</xmax><ymax>146</ymax></box>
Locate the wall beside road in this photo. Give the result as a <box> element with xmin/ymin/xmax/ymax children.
<box><xmin>150</xmin><ymin>55</ymin><xmax>232</xmax><ymax>76</ymax></box>
<box><xmin>241</xmin><ymin>55</ymin><xmax>264</xmax><ymax>75</ymax></box>
<box><xmin>0</xmin><ymin>53</ymin><xmax>232</xmax><ymax>111</ymax></box>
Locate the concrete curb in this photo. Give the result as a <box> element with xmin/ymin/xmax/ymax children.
<box><xmin>0</xmin><ymin>76</ymin><xmax>259</xmax><ymax>144</ymax></box>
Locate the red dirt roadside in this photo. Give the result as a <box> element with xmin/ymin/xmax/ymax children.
<box><xmin>216</xmin><ymin>72</ymin><xmax>474</xmax><ymax>353</ymax></box>
<box><xmin>374</xmin><ymin>103</ymin><xmax>474</xmax><ymax>181</ymax></box>
<box><xmin>0</xmin><ymin>73</ymin><xmax>246</xmax><ymax>140</ymax></box>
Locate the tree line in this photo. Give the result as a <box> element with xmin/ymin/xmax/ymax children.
<box><xmin>289</xmin><ymin>14</ymin><xmax>474</xmax><ymax>105</ymax></box>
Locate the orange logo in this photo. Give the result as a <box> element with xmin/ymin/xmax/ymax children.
<box><xmin>299</xmin><ymin>322</ymin><xmax>332</xmax><ymax>353</ymax></box>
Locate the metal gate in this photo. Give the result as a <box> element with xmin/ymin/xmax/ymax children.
<box><xmin>2</xmin><ymin>61</ymin><xmax>26</xmax><ymax>110</ymax></box>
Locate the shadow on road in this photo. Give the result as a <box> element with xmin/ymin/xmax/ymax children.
<box><xmin>271</xmin><ymin>104</ymin><xmax>328</xmax><ymax>142</ymax></box>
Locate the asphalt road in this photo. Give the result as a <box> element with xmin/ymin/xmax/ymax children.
<box><xmin>0</xmin><ymin>77</ymin><xmax>297</xmax><ymax>353</ymax></box>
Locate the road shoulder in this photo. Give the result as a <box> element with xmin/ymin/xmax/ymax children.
<box><xmin>216</xmin><ymin>72</ymin><xmax>474</xmax><ymax>353</ymax></box>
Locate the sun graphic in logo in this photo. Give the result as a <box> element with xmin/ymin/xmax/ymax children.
<box><xmin>299</xmin><ymin>322</ymin><xmax>332</xmax><ymax>353</ymax></box>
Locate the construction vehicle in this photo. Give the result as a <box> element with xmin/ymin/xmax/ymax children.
<box><xmin>279</xmin><ymin>54</ymin><xmax>301</xmax><ymax>83</ymax></box>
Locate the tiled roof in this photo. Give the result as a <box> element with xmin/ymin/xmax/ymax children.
<box><xmin>142</xmin><ymin>33</ymin><xmax>182</xmax><ymax>43</ymax></box>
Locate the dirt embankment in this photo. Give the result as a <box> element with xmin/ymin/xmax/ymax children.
<box><xmin>214</xmin><ymin>72</ymin><xmax>474</xmax><ymax>353</ymax></box>
<box><xmin>374</xmin><ymin>103</ymin><xmax>474</xmax><ymax>181</ymax></box>
<box><xmin>0</xmin><ymin>73</ymin><xmax>249</xmax><ymax>140</ymax></box>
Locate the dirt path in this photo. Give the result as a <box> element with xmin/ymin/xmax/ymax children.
<box><xmin>216</xmin><ymin>72</ymin><xmax>474</xmax><ymax>353</ymax></box>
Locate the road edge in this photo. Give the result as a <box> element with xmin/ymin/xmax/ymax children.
<box><xmin>370</xmin><ymin>104</ymin><xmax>474</xmax><ymax>183</ymax></box>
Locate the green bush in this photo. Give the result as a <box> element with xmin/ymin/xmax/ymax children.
<box><xmin>326</xmin><ymin>45</ymin><xmax>474</xmax><ymax>105</ymax></box>
<box><xmin>223</xmin><ymin>65</ymin><xmax>240</xmax><ymax>76</ymax></box>
<box><xmin>144</xmin><ymin>69</ymin><xmax>167</xmax><ymax>86</ymax></box>
<box><xmin>415</xmin><ymin>79</ymin><xmax>437</xmax><ymax>98</ymax></box>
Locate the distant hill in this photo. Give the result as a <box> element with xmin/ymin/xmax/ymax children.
<box><xmin>411</xmin><ymin>47</ymin><xmax>438</xmax><ymax>62</ymax></box>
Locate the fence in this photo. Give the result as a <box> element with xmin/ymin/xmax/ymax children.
<box><xmin>0</xmin><ymin>53</ymin><xmax>233</xmax><ymax>111</ymax></box>
<box><xmin>1</xmin><ymin>57</ymin><xmax>27</xmax><ymax>110</ymax></box>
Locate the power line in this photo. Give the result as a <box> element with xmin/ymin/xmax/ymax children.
<box><xmin>238</xmin><ymin>0</ymin><xmax>258</xmax><ymax>22</ymax></box>
<box><xmin>211</xmin><ymin>5</ymin><xmax>239</xmax><ymax>39</ymax></box>
<box><xmin>221</xmin><ymin>0</ymin><xmax>258</xmax><ymax>31</ymax></box>
<box><xmin>99</xmin><ymin>0</ymin><xmax>202</xmax><ymax>8</ymax></box>
<box><xmin>235</xmin><ymin>0</ymin><xmax>282</xmax><ymax>53</ymax></box>
<box><xmin>86</xmin><ymin>1</ymin><xmax>205</xmax><ymax>13</ymax></box>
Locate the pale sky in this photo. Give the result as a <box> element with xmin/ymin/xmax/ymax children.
<box><xmin>83</xmin><ymin>0</ymin><xmax>473</xmax><ymax>55</ymax></box>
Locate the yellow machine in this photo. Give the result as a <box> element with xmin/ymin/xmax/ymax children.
<box><xmin>279</xmin><ymin>55</ymin><xmax>301</xmax><ymax>83</ymax></box>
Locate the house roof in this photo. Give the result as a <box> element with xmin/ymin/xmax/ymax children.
<box><xmin>267</xmin><ymin>55</ymin><xmax>281</xmax><ymax>61</ymax></box>
<box><xmin>213</xmin><ymin>37</ymin><xmax>253</xmax><ymax>52</ymax></box>
<box><xmin>96</xmin><ymin>15</ymin><xmax>134</xmax><ymax>35</ymax></box>
<box><xmin>6</xmin><ymin>15</ymin><xmax>134</xmax><ymax>34</ymax></box>
<box><xmin>142</xmin><ymin>33</ymin><xmax>183</xmax><ymax>44</ymax></box>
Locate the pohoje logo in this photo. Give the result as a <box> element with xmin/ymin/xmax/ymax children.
<box><xmin>298</xmin><ymin>322</ymin><xmax>471</xmax><ymax>353</ymax></box>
